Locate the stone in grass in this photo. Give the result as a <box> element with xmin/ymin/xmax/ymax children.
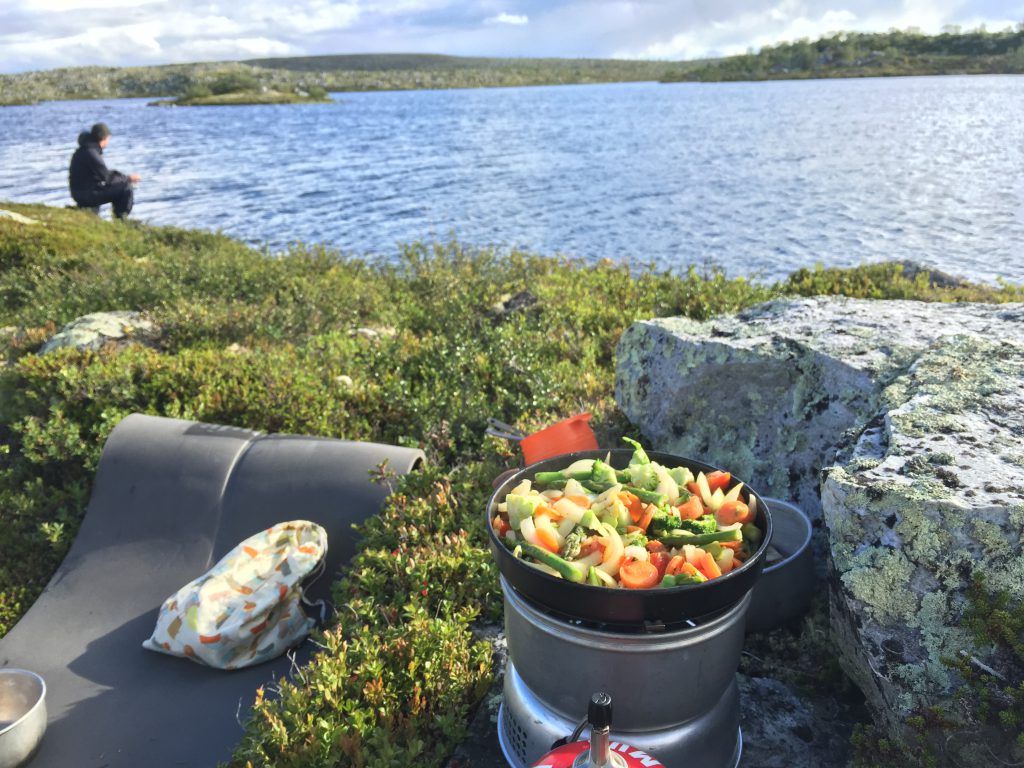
<box><xmin>39</xmin><ymin>311</ymin><xmax>160</xmax><ymax>355</ymax></box>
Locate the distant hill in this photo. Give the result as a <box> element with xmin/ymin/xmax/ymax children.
<box><xmin>0</xmin><ymin>54</ymin><xmax>693</xmax><ymax>106</ymax></box>
<box><xmin>243</xmin><ymin>53</ymin><xmax>522</xmax><ymax>71</ymax></box>
<box><xmin>664</xmin><ymin>26</ymin><xmax>1024</xmax><ymax>82</ymax></box>
<box><xmin>3</xmin><ymin>27</ymin><xmax>1023</xmax><ymax>107</ymax></box>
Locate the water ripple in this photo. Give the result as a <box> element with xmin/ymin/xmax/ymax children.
<box><xmin>0</xmin><ymin>78</ymin><xmax>1022</xmax><ymax>283</ymax></box>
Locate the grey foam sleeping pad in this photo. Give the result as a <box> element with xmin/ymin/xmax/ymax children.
<box><xmin>0</xmin><ymin>413</ymin><xmax>425</xmax><ymax>768</ymax></box>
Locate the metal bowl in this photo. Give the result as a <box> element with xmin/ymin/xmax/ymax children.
<box><xmin>744</xmin><ymin>498</ymin><xmax>815</xmax><ymax>633</ymax></box>
<box><xmin>0</xmin><ymin>669</ymin><xmax>47</xmax><ymax>768</ymax></box>
<box><xmin>486</xmin><ymin>449</ymin><xmax>773</xmax><ymax>627</ymax></box>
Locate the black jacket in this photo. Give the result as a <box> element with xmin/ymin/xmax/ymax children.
<box><xmin>69</xmin><ymin>132</ymin><xmax>114</xmax><ymax>196</ymax></box>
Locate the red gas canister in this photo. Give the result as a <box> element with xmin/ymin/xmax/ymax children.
<box><xmin>531</xmin><ymin>741</ymin><xmax>665</xmax><ymax>768</ymax></box>
<box><xmin>529</xmin><ymin>694</ymin><xmax>665</xmax><ymax>768</ymax></box>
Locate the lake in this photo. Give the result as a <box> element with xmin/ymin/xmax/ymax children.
<box><xmin>1</xmin><ymin>76</ymin><xmax>1022</xmax><ymax>284</ymax></box>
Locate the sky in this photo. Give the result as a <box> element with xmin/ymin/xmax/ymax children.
<box><xmin>0</xmin><ymin>0</ymin><xmax>1021</xmax><ymax>74</ymax></box>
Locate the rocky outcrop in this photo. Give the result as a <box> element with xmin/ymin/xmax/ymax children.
<box><xmin>615</xmin><ymin>297</ymin><xmax>1024</xmax><ymax>751</ymax></box>
<box><xmin>616</xmin><ymin>298</ymin><xmax>1022</xmax><ymax>520</ymax></box>
<box><xmin>39</xmin><ymin>311</ymin><xmax>160</xmax><ymax>355</ymax></box>
<box><xmin>822</xmin><ymin>333</ymin><xmax>1024</xmax><ymax>738</ymax></box>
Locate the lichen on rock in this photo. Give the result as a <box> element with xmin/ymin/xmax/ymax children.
<box><xmin>615</xmin><ymin>297</ymin><xmax>1024</xmax><ymax>758</ymax></box>
<box><xmin>39</xmin><ymin>311</ymin><xmax>160</xmax><ymax>355</ymax></box>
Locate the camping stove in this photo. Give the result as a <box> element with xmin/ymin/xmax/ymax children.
<box><xmin>498</xmin><ymin>576</ymin><xmax>747</xmax><ymax>768</ymax></box>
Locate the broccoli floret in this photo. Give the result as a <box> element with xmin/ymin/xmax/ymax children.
<box><xmin>589</xmin><ymin>458</ymin><xmax>619</xmax><ymax>487</ymax></box>
<box><xmin>645</xmin><ymin>509</ymin><xmax>677</xmax><ymax>537</ymax></box>
<box><xmin>560</xmin><ymin>526</ymin><xmax>587</xmax><ymax>559</ymax></box>
<box><xmin>624</xmin><ymin>531</ymin><xmax>648</xmax><ymax>549</ymax></box>
<box><xmin>676</xmin><ymin>514</ymin><xmax>717</xmax><ymax>536</ymax></box>
<box><xmin>625</xmin><ymin>462</ymin><xmax>659</xmax><ymax>491</ymax></box>
<box><xmin>622</xmin><ymin>437</ymin><xmax>651</xmax><ymax>465</ymax></box>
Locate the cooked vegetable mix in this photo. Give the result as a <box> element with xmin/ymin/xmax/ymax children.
<box><xmin>492</xmin><ymin>439</ymin><xmax>762</xmax><ymax>589</ymax></box>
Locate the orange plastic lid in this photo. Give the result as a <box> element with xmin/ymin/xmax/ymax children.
<box><xmin>520</xmin><ymin>413</ymin><xmax>599</xmax><ymax>465</ymax></box>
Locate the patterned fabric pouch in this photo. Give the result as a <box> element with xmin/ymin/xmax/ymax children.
<box><xmin>143</xmin><ymin>520</ymin><xmax>328</xmax><ymax>669</ymax></box>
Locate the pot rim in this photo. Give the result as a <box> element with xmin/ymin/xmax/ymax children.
<box><xmin>486</xmin><ymin>448</ymin><xmax>773</xmax><ymax>622</ymax></box>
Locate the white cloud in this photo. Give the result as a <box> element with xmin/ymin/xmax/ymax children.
<box><xmin>487</xmin><ymin>12</ymin><xmax>529</xmax><ymax>25</ymax></box>
<box><xmin>613</xmin><ymin>1</ymin><xmax>1020</xmax><ymax>61</ymax></box>
<box><xmin>30</xmin><ymin>0</ymin><xmax>162</xmax><ymax>9</ymax></box>
<box><xmin>0</xmin><ymin>0</ymin><xmax>1020</xmax><ymax>72</ymax></box>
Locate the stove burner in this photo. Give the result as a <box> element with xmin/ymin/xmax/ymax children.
<box><xmin>499</xmin><ymin>577</ymin><xmax>750</xmax><ymax>767</ymax></box>
<box><xmin>510</xmin><ymin>585</ymin><xmax>732</xmax><ymax>634</ymax></box>
<box><xmin>499</xmin><ymin>663</ymin><xmax>742</xmax><ymax>768</ymax></box>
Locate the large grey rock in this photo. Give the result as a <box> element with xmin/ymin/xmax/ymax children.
<box><xmin>616</xmin><ymin>298</ymin><xmax>1022</xmax><ymax>521</ymax></box>
<box><xmin>822</xmin><ymin>334</ymin><xmax>1024</xmax><ymax>741</ymax></box>
<box><xmin>615</xmin><ymin>297</ymin><xmax>1024</xmax><ymax>753</ymax></box>
<box><xmin>39</xmin><ymin>311</ymin><xmax>159</xmax><ymax>355</ymax></box>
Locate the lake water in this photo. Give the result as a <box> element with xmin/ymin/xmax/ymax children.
<box><xmin>1</xmin><ymin>76</ymin><xmax>1022</xmax><ymax>284</ymax></box>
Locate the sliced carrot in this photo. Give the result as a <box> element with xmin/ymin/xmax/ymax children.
<box><xmin>535</xmin><ymin>503</ymin><xmax>563</xmax><ymax>521</ymax></box>
<box><xmin>646</xmin><ymin>540</ymin><xmax>667</xmax><ymax>553</ymax></box>
<box><xmin>676</xmin><ymin>495</ymin><xmax>704</xmax><ymax>520</ymax></box>
<box><xmin>686</xmin><ymin>482</ymin><xmax>700</xmax><ymax>496</ymax></box>
<box><xmin>706</xmin><ymin>471</ymin><xmax>731</xmax><ymax>492</ymax></box>
<box><xmin>665</xmin><ymin>555</ymin><xmax>686</xmax><ymax>576</ymax></box>
<box><xmin>680</xmin><ymin>562</ymin><xmax>702</xmax><ymax>578</ymax></box>
<box><xmin>626</xmin><ymin>525</ymin><xmax>644</xmax><ymax>534</ymax></box>
<box><xmin>737</xmin><ymin>502</ymin><xmax>755</xmax><ymax>524</ymax></box>
<box><xmin>715</xmin><ymin>500</ymin><xmax>749</xmax><ymax>527</ymax></box>
<box><xmin>695</xmin><ymin>550</ymin><xmax>722</xmax><ymax>580</ymax></box>
<box><xmin>564</xmin><ymin>494</ymin><xmax>592</xmax><ymax>509</ymax></box>
<box><xmin>619</xmin><ymin>559</ymin><xmax>660</xmax><ymax>589</ymax></box>
<box><xmin>720</xmin><ymin>540</ymin><xmax>743</xmax><ymax>552</ymax></box>
<box><xmin>620</xmin><ymin>491</ymin><xmax>644</xmax><ymax>523</ymax></box>
<box><xmin>638</xmin><ymin>503</ymin><xmax>656</xmax><ymax>532</ymax></box>
<box><xmin>535</xmin><ymin>524</ymin><xmax>561</xmax><ymax>553</ymax></box>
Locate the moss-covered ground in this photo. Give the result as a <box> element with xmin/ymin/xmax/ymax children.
<box><xmin>0</xmin><ymin>202</ymin><xmax>1020</xmax><ymax>765</ymax></box>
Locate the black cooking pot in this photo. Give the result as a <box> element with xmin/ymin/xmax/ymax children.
<box><xmin>486</xmin><ymin>448</ymin><xmax>773</xmax><ymax>627</ymax></box>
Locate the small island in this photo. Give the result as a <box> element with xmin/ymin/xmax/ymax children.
<box><xmin>147</xmin><ymin>71</ymin><xmax>331</xmax><ymax>107</ymax></box>
<box><xmin>149</xmin><ymin>90</ymin><xmax>331</xmax><ymax>107</ymax></box>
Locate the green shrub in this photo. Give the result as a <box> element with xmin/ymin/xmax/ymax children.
<box><xmin>184</xmin><ymin>82</ymin><xmax>212</xmax><ymax>99</ymax></box>
<box><xmin>209</xmin><ymin>71</ymin><xmax>260</xmax><ymax>95</ymax></box>
<box><xmin>230</xmin><ymin>608</ymin><xmax>492</xmax><ymax>768</ymax></box>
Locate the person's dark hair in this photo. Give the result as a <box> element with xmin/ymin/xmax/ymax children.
<box><xmin>90</xmin><ymin>123</ymin><xmax>111</xmax><ymax>142</ymax></box>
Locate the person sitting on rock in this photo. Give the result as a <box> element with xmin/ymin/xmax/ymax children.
<box><xmin>69</xmin><ymin>123</ymin><xmax>141</xmax><ymax>219</ymax></box>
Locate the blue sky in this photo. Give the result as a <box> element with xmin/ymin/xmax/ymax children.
<box><xmin>0</xmin><ymin>0</ymin><xmax>1021</xmax><ymax>73</ymax></box>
